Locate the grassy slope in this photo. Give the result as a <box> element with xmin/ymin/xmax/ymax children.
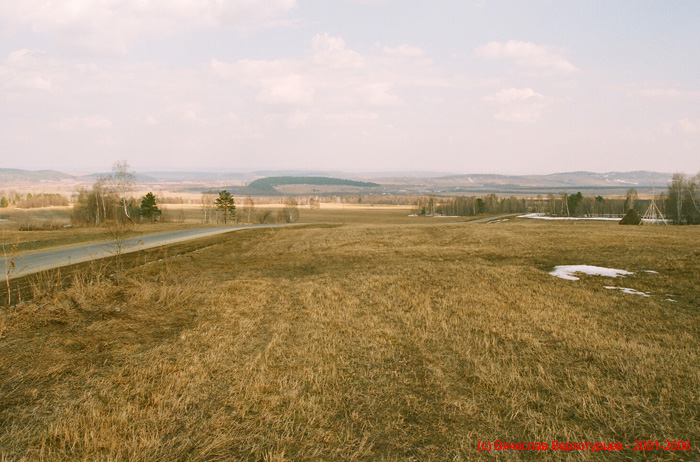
<box><xmin>0</xmin><ymin>206</ymin><xmax>467</xmax><ymax>254</ymax></box>
<box><xmin>1</xmin><ymin>220</ymin><xmax>699</xmax><ymax>460</ymax></box>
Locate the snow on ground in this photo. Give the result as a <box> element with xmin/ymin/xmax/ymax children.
<box><xmin>520</xmin><ymin>213</ymin><xmax>620</xmax><ymax>221</ymax></box>
<box><xmin>549</xmin><ymin>265</ymin><xmax>633</xmax><ymax>281</ymax></box>
<box><xmin>519</xmin><ymin>213</ymin><xmax>665</xmax><ymax>223</ymax></box>
<box><xmin>605</xmin><ymin>286</ymin><xmax>650</xmax><ymax>297</ymax></box>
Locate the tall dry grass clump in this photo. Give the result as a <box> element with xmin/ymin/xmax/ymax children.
<box><xmin>1</xmin><ymin>221</ymin><xmax>699</xmax><ymax>460</ymax></box>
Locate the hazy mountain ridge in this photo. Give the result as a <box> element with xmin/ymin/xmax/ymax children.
<box><xmin>0</xmin><ymin>168</ymin><xmax>75</xmax><ymax>182</ymax></box>
<box><xmin>0</xmin><ymin>168</ymin><xmax>680</xmax><ymax>196</ymax></box>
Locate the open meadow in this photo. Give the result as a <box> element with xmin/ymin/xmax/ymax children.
<box><xmin>0</xmin><ymin>204</ymin><xmax>465</xmax><ymax>255</ymax></box>
<box><xmin>1</xmin><ymin>213</ymin><xmax>699</xmax><ymax>461</ymax></box>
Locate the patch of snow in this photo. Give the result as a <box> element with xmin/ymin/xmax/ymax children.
<box><xmin>519</xmin><ymin>213</ymin><xmax>620</xmax><ymax>221</ymax></box>
<box><xmin>408</xmin><ymin>214</ymin><xmax>418</xmax><ymax>217</ymax></box>
<box><xmin>665</xmin><ymin>299</ymin><xmax>677</xmax><ymax>303</ymax></box>
<box><xmin>644</xmin><ymin>270</ymin><xmax>659</xmax><ymax>274</ymax></box>
<box><xmin>434</xmin><ymin>215</ymin><xmax>460</xmax><ymax>218</ymax></box>
<box><xmin>641</xmin><ymin>218</ymin><xmax>667</xmax><ymax>223</ymax></box>
<box><xmin>550</xmin><ymin>265</ymin><xmax>633</xmax><ymax>281</ymax></box>
<box><xmin>605</xmin><ymin>286</ymin><xmax>650</xmax><ymax>297</ymax></box>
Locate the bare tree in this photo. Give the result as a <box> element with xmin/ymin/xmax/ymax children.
<box><xmin>244</xmin><ymin>196</ymin><xmax>255</xmax><ymax>224</ymax></box>
<box><xmin>258</xmin><ymin>209</ymin><xmax>273</xmax><ymax>224</ymax></box>
<box><xmin>106</xmin><ymin>219</ymin><xmax>134</xmax><ymax>283</ymax></box>
<box><xmin>279</xmin><ymin>197</ymin><xmax>300</xmax><ymax>223</ymax></box>
<box><xmin>625</xmin><ymin>188</ymin><xmax>638</xmax><ymax>212</ymax></box>
<box><xmin>201</xmin><ymin>191</ymin><xmax>215</xmax><ymax>224</ymax></box>
<box><xmin>112</xmin><ymin>160</ymin><xmax>135</xmax><ymax>221</ymax></box>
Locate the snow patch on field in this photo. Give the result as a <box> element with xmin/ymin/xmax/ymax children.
<box><xmin>605</xmin><ymin>286</ymin><xmax>650</xmax><ymax>297</ymax></box>
<box><xmin>549</xmin><ymin>265</ymin><xmax>633</xmax><ymax>281</ymax></box>
<box><xmin>520</xmin><ymin>213</ymin><xmax>620</xmax><ymax>221</ymax></box>
<box><xmin>520</xmin><ymin>213</ymin><xmax>666</xmax><ymax>224</ymax></box>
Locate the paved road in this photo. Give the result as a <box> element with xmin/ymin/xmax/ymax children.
<box><xmin>2</xmin><ymin>224</ymin><xmax>292</xmax><ymax>281</ymax></box>
<box><xmin>466</xmin><ymin>214</ymin><xmax>521</xmax><ymax>223</ymax></box>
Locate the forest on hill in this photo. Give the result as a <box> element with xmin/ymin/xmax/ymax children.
<box><xmin>247</xmin><ymin>176</ymin><xmax>380</xmax><ymax>193</ymax></box>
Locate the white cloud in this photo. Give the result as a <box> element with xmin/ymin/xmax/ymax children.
<box><xmin>311</xmin><ymin>34</ymin><xmax>365</xmax><ymax>70</ymax></box>
<box><xmin>287</xmin><ymin>110</ymin><xmax>309</xmax><ymax>128</ymax></box>
<box><xmin>54</xmin><ymin>115</ymin><xmax>112</xmax><ymax>131</ymax></box>
<box><xmin>0</xmin><ymin>0</ymin><xmax>297</xmax><ymax>55</ymax></box>
<box><xmin>382</xmin><ymin>44</ymin><xmax>425</xmax><ymax>57</ymax></box>
<box><xmin>211</xmin><ymin>34</ymin><xmax>440</xmax><ymax>119</ymax></box>
<box><xmin>475</xmin><ymin>40</ymin><xmax>577</xmax><ymax>73</ymax></box>
<box><xmin>636</xmin><ymin>88</ymin><xmax>700</xmax><ymax>99</ymax></box>
<box><xmin>483</xmin><ymin>87</ymin><xmax>549</xmax><ymax>122</ymax></box>
<box><xmin>483</xmin><ymin>87</ymin><xmax>543</xmax><ymax>104</ymax></box>
<box><xmin>0</xmin><ymin>49</ymin><xmax>53</xmax><ymax>91</ymax></box>
<box><xmin>259</xmin><ymin>74</ymin><xmax>314</xmax><ymax>105</ymax></box>
<box><xmin>663</xmin><ymin>118</ymin><xmax>700</xmax><ymax>135</ymax></box>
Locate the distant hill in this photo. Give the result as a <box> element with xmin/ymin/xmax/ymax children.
<box><xmin>0</xmin><ymin>168</ymin><xmax>75</xmax><ymax>182</ymax></box>
<box><xmin>78</xmin><ymin>172</ymin><xmax>159</xmax><ymax>183</ymax></box>
<box><xmin>142</xmin><ymin>172</ymin><xmax>250</xmax><ymax>182</ymax></box>
<box><xmin>436</xmin><ymin>171</ymin><xmax>672</xmax><ymax>187</ymax></box>
<box><xmin>416</xmin><ymin>171</ymin><xmax>675</xmax><ymax>194</ymax></box>
<box><xmin>0</xmin><ymin>168</ymin><xmax>681</xmax><ymax>196</ymax></box>
<box><xmin>247</xmin><ymin>176</ymin><xmax>380</xmax><ymax>193</ymax></box>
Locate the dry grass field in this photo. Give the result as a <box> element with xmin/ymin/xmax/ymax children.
<box><xmin>0</xmin><ymin>205</ymin><xmax>466</xmax><ymax>254</ymax></box>
<box><xmin>1</xmin><ymin>217</ymin><xmax>699</xmax><ymax>461</ymax></box>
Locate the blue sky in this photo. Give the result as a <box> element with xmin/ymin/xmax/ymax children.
<box><xmin>1</xmin><ymin>1</ymin><xmax>698</xmax><ymax>174</ymax></box>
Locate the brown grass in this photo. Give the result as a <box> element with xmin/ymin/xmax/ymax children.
<box><xmin>1</xmin><ymin>219</ymin><xmax>699</xmax><ymax>460</ymax></box>
<box><xmin>0</xmin><ymin>205</ymin><xmax>468</xmax><ymax>254</ymax></box>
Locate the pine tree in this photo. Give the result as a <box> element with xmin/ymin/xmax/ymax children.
<box><xmin>216</xmin><ymin>190</ymin><xmax>236</xmax><ymax>224</ymax></box>
<box><xmin>140</xmin><ymin>192</ymin><xmax>161</xmax><ymax>222</ymax></box>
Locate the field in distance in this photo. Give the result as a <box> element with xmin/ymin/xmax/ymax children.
<box><xmin>1</xmin><ymin>217</ymin><xmax>699</xmax><ymax>460</ymax></box>
<box><xmin>0</xmin><ymin>204</ymin><xmax>467</xmax><ymax>254</ymax></box>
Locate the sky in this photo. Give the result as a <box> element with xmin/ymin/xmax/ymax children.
<box><xmin>1</xmin><ymin>0</ymin><xmax>699</xmax><ymax>175</ymax></box>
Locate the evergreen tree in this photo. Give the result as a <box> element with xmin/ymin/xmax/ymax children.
<box><xmin>0</xmin><ymin>196</ymin><xmax>8</xmax><ymax>208</ymax></box>
<box><xmin>567</xmin><ymin>192</ymin><xmax>584</xmax><ymax>216</ymax></box>
<box><xmin>216</xmin><ymin>190</ymin><xmax>236</xmax><ymax>224</ymax></box>
<box><xmin>140</xmin><ymin>192</ymin><xmax>161</xmax><ymax>222</ymax></box>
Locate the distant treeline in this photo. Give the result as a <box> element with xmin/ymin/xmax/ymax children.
<box><xmin>247</xmin><ymin>176</ymin><xmax>380</xmax><ymax>192</ymax></box>
<box><xmin>408</xmin><ymin>173</ymin><xmax>700</xmax><ymax>225</ymax></box>
<box><xmin>0</xmin><ymin>192</ymin><xmax>69</xmax><ymax>208</ymax></box>
<box><xmin>413</xmin><ymin>193</ymin><xmax>646</xmax><ymax>217</ymax></box>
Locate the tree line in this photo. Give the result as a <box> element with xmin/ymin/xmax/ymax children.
<box><xmin>199</xmin><ymin>193</ymin><xmax>299</xmax><ymax>224</ymax></box>
<box><xmin>410</xmin><ymin>172</ymin><xmax>700</xmax><ymax>225</ymax></box>
<box><xmin>667</xmin><ymin>172</ymin><xmax>700</xmax><ymax>225</ymax></box>
<box><xmin>0</xmin><ymin>192</ymin><xmax>69</xmax><ymax>208</ymax></box>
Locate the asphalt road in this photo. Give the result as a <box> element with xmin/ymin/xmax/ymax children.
<box><xmin>1</xmin><ymin>224</ymin><xmax>292</xmax><ymax>281</ymax></box>
<box><xmin>467</xmin><ymin>214</ymin><xmax>521</xmax><ymax>223</ymax></box>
